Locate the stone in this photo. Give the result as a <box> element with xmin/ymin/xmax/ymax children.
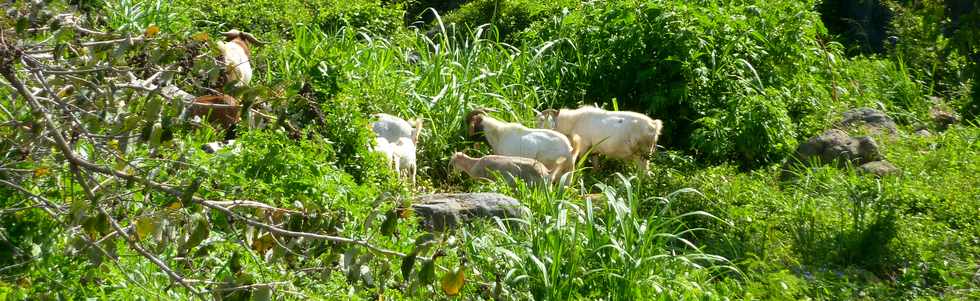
<box><xmin>859</xmin><ymin>160</ymin><xmax>900</xmax><ymax>177</ymax></box>
<box><xmin>914</xmin><ymin>128</ymin><xmax>932</xmax><ymax>137</ymax></box>
<box><xmin>412</xmin><ymin>193</ymin><xmax>527</xmax><ymax>232</ymax></box>
<box><xmin>838</xmin><ymin>107</ymin><xmax>898</xmax><ymax>134</ymax></box>
<box><xmin>792</xmin><ymin>129</ymin><xmax>882</xmax><ymax>166</ymax></box>
<box><xmin>930</xmin><ymin>108</ymin><xmax>959</xmax><ymax>131</ymax></box>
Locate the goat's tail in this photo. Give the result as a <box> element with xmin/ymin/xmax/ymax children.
<box><xmin>551</xmin><ymin>134</ymin><xmax>582</xmax><ymax>185</ymax></box>
<box><xmin>411</xmin><ymin>118</ymin><xmax>424</xmax><ymax>143</ymax></box>
<box><xmin>569</xmin><ymin>134</ymin><xmax>583</xmax><ymax>160</ymax></box>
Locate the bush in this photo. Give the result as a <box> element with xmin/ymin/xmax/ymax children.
<box><xmin>315</xmin><ymin>0</ymin><xmax>404</xmax><ymax>35</ymax></box>
<box><xmin>442</xmin><ymin>0</ymin><xmax>576</xmax><ymax>43</ymax></box>
<box><xmin>527</xmin><ymin>0</ymin><xmax>835</xmax><ymax>167</ymax></box>
<box><xmin>170</xmin><ymin>0</ymin><xmax>403</xmax><ymax>38</ymax></box>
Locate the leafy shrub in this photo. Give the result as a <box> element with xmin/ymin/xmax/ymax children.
<box><xmin>314</xmin><ymin>0</ymin><xmax>404</xmax><ymax>35</ymax></box>
<box><xmin>171</xmin><ymin>0</ymin><xmax>403</xmax><ymax>38</ymax></box>
<box><xmin>527</xmin><ymin>0</ymin><xmax>835</xmax><ymax>167</ymax></box>
<box><xmin>442</xmin><ymin>0</ymin><xmax>576</xmax><ymax>43</ymax></box>
<box><xmin>818</xmin><ymin>0</ymin><xmax>893</xmax><ymax>55</ymax></box>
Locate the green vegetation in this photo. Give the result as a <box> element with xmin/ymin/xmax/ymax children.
<box><xmin>1</xmin><ymin>0</ymin><xmax>978</xmax><ymax>299</ymax></box>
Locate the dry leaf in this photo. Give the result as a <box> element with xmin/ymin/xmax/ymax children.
<box><xmin>192</xmin><ymin>32</ymin><xmax>210</xmax><ymax>42</ymax></box>
<box><xmin>144</xmin><ymin>25</ymin><xmax>160</xmax><ymax>38</ymax></box>
<box><xmin>252</xmin><ymin>233</ymin><xmax>275</xmax><ymax>255</ymax></box>
<box><xmin>33</xmin><ymin>167</ymin><xmax>49</xmax><ymax>178</ymax></box>
<box><xmin>440</xmin><ymin>265</ymin><xmax>465</xmax><ymax>296</ymax></box>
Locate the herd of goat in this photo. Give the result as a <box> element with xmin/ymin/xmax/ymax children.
<box><xmin>188</xmin><ymin>30</ymin><xmax>665</xmax><ymax>187</ymax></box>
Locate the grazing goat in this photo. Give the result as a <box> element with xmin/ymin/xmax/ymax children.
<box><xmin>536</xmin><ymin>105</ymin><xmax>663</xmax><ymax>171</ymax></box>
<box><xmin>371</xmin><ymin>113</ymin><xmax>423</xmax><ymax>143</ymax></box>
<box><xmin>188</xmin><ymin>95</ymin><xmax>240</xmax><ymax>129</ymax></box>
<box><xmin>218</xmin><ymin>30</ymin><xmax>263</xmax><ymax>86</ymax></box>
<box><xmin>466</xmin><ymin>109</ymin><xmax>578</xmax><ymax>177</ymax></box>
<box><xmin>373</xmin><ymin>137</ymin><xmax>418</xmax><ymax>185</ymax></box>
<box><xmin>450</xmin><ymin>152</ymin><xmax>552</xmax><ymax>187</ymax></box>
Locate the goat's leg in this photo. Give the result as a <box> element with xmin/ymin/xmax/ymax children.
<box><xmin>635</xmin><ymin>157</ymin><xmax>650</xmax><ymax>174</ymax></box>
<box><xmin>409</xmin><ymin>164</ymin><xmax>417</xmax><ymax>187</ymax></box>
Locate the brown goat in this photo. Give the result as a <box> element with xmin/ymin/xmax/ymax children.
<box><xmin>188</xmin><ymin>94</ymin><xmax>240</xmax><ymax>130</ymax></box>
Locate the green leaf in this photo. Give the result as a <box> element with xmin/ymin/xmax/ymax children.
<box><xmin>419</xmin><ymin>259</ymin><xmax>436</xmax><ymax>285</ymax></box>
<box><xmin>250</xmin><ymin>287</ymin><xmax>272</xmax><ymax>301</ymax></box>
<box><xmin>400</xmin><ymin>251</ymin><xmax>417</xmax><ymax>282</ymax></box>
<box><xmin>135</xmin><ymin>215</ymin><xmax>158</xmax><ymax>240</ymax></box>
<box><xmin>149</xmin><ymin>122</ymin><xmax>163</xmax><ymax>148</ymax></box>
<box><xmin>15</xmin><ymin>18</ymin><xmax>29</xmax><ymax>34</ymax></box>
<box><xmin>229</xmin><ymin>251</ymin><xmax>243</xmax><ymax>274</ymax></box>
<box><xmin>380</xmin><ymin>209</ymin><xmax>398</xmax><ymax>236</ymax></box>
<box><xmin>179</xmin><ymin>213</ymin><xmax>210</xmax><ymax>254</ymax></box>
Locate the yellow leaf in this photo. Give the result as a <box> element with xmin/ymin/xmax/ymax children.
<box><xmin>33</xmin><ymin>167</ymin><xmax>49</xmax><ymax>177</ymax></box>
<box><xmin>440</xmin><ymin>265</ymin><xmax>465</xmax><ymax>296</ymax></box>
<box><xmin>167</xmin><ymin>202</ymin><xmax>182</xmax><ymax>210</ymax></box>
<box><xmin>399</xmin><ymin>207</ymin><xmax>413</xmax><ymax>219</ymax></box>
<box><xmin>144</xmin><ymin>25</ymin><xmax>160</xmax><ymax>38</ymax></box>
<box><xmin>135</xmin><ymin>216</ymin><xmax>158</xmax><ymax>240</ymax></box>
<box><xmin>252</xmin><ymin>233</ymin><xmax>275</xmax><ymax>255</ymax></box>
<box><xmin>192</xmin><ymin>32</ymin><xmax>210</xmax><ymax>42</ymax></box>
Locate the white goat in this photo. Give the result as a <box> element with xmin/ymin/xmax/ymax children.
<box><xmin>218</xmin><ymin>30</ymin><xmax>263</xmax><ymax>86</ymax></box>
<box><xmin>450</xmin><ymin>152</ymin><xmax>552</xmax><ymax>187</ymax></box>
<box><xmin>371</xmin><ymin>113</ymin><xmax>423</xmax><ymax>143</ymax></box>
<box><xmin>536</xmin><ymin>105</ymin><xmax>663</xmax><ymax>171</ymax></box>
<box><xmin>370</xmin><ymin>114</ymin><xmax>423</xmax><ymax>185</ymax></box>
<box><xmin>466</xmin><ymin>109</ymin><xmax>578</xmax><ymax>177</ymax></box>
<box><xmin>373</xmin><ymin>137</ymin><xmax>418</xmax><ymax>185</ymax></box>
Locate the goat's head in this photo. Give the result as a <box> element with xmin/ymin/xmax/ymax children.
<box><xmin>465</xmin><ymin>109</ymin><xmax>489</xmax><ymax>141</ymax></box>
<box><xmin>535</xmin><ymin>109</ymin><xmax>559</xmax><ymax>129</ymax></box>
<box><xmin>449</xmin><ymin>152</ymin><xmax>465</xmax><ymax>173</ymax></box>
<box><xmin>221</xmin><ymin>30</ymin><xmax>265</xmax><ymax>55</ymax></box>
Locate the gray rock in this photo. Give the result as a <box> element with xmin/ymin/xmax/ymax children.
<box><xmin>859</xmin><ymin>160</ymin><xmax>900</xmax><ymax>177</ymax></box>
<box><xmin>914</xmin><ymin>128</ymin><xmax>932</xmax><ymax>137</ymax></box>
<box><xmin>793</xmin><ymin>129</ymin><xmax>882</xmax><ymax>166</ymax></box>
<box><xmin>838</xmin><ymin>107</ymin><xmax>898</xmax><ymax>134</ymax></box>
<box><xmin>412</xmin><ymin>193</ymin><xmax>527</xmax><ymax>232</ymax></box>
<box><xmin>930</xmin><ymin>108</ymin><xmax>959</xmax><ymax>131</ymax></box>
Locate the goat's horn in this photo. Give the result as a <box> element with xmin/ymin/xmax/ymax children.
<box><xmin>220</xmin><ymin>30</ymin><xmax>241</xmax><ymax>39</ymax></box>
<box><xmin>239</xmin><ymin>31</ymin><xmax>267</xmax><ymax>46</ymax></box>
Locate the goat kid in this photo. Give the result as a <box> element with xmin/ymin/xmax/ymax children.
<box><xmin>371</xmin><ymin>113</ymin><xmax>423</xmax><ymax>143</ymax></box>
<box><xmin>466</xmin><ymin>109</ymin><xmax>579</xmax><ymax>178</ymax></box>
<box><xmin>450</xmin><ymin>152</ymin><xmax>553</xmax><ymax>187</ymax></box>
<box><xmin>373</xmin><ymin>137</ymin><xmax>418</xmax><ymax>185</ymax></box>
<box><xmin>536</xmin><ymin>105</ymin><xmax>662</xmax><ymax>171</ymax></box>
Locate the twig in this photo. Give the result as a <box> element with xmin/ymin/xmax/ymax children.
<box><xmin>203</xmin><ymin>200</ymin><xmax>300</xmax><ymax>213</ymax></box>
<box><xmin>205</xmin><ymin>281</ymin><xmax>290</xmax><ymax>293</ymax></box>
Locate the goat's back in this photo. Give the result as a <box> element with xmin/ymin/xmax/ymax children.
<box><xmin>371</xmin><ymin>114</ymin><xmax>414</xmax><ymax>142</ymax></box>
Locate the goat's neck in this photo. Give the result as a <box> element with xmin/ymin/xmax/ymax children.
<box><xmin>229</xmin><ymin>38</ymin><xmax>252</xmax><ymax>58</ymax></box>
<box><xmin>452</xmin><ymin>156</ymin><xmax>479</xmax><ymax>177</ymax></box>
<box><xmin>555</xmin><ymin>110</ymin><xmax>578</xmax><ymax>133</ymax></box>
<box><xmin>480</xmin><ymin>116</ymin><xmax>510</xmax><ymax>147</ymax></box>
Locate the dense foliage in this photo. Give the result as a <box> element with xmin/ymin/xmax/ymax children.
<box><xmin>1</xmin><ymin>0</ymin><xmax>978</xmax><ymax>299</ymax></box>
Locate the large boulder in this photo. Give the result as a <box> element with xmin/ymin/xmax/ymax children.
<box><xmin>793</xmin><ymin>129</ymin><xmax>882</xmax><ymax>166</ymax></box>
<box><xmin>837</xmin><ymin>107</ymin><xmax>898</xmax><ymax>135</ymax></box>
<box><xmin>412</xmin><ymin>193</ymin><xmax>527</xmax><ymax>232</ymax></box>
